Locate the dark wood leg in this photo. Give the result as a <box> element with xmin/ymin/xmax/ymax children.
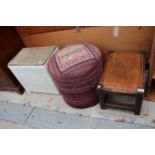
<box><xmin>17</xmin><ymin>85</ymin><xmax>25</xmax><ymax>94</ymax></box>
<box><xmin>97</xmin><ymin>84</ymin><xmax>107</xmax><ymax>109</ymax></box>
<box><xmin>135</xmin><ymin>93</ymin><xmax>143</xmax><ymax>115</ymax></box>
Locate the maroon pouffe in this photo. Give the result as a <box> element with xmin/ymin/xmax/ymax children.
<box><xmin>61</xmin><ymin>89</ymin><xmax>99</xmax><ymax>108</ymax></box>
<box><xmin>48</xmin><ymin>43</ymin><xmax>103</xmax><ymax>108</ymax></box>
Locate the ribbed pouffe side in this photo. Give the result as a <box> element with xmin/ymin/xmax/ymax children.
<box><xmin>48</xmin><ymin>43</ymin><xmax>103</xmax><ymax>108</ymax></box>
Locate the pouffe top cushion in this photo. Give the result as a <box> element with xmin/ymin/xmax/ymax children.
<box><xmin>48</xmin><ymin>43</ymin><xmax>102</xmax><ymax>80</ymax></box>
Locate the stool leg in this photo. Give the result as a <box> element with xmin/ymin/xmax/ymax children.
<box><xmin>135</xmin><ymin>93</ymin><xmax>143</xmax><ymax>115</ymax></box>
<box><xmin>100</xmin><ymin>93</ymin><xmax>107</xmax><ymax>109</ymax></box>
<box><xmin>97</xmin><ymin>84</ymin><xmax>107</xmax><ymax>109</ymax></box>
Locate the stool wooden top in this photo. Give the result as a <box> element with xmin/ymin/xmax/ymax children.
<box><xmin>99</xmin><ymin>51</ymin><xmax>144</xmax><ymax>94</ymax></box>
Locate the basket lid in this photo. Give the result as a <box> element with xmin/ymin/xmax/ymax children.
<box><xmin>8</xmin><ymin>46</ymin><xmax>58</xmax><ymax>66</ymax></box>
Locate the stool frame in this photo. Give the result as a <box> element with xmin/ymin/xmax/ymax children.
<box><xmin>97</xmin><ymin>84</ymin><xmax>144</xmax><ymax>115</ymax></box>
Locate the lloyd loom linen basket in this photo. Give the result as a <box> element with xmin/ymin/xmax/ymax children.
<box><xmin>8</xmin><ymin>46</ymin><xmax>60</xmax><ymax>94</ymax></box>
<box><xmin>48</xmin><ymin>43</ymin><xmax>103</xmax><ymax>108</ymax></box>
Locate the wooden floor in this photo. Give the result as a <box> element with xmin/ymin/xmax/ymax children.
<box><xmin>0</xmin><ymin>119</ymin><xmax>29</xmax><ymax>129</ymax></box>
<box><xmin>1</xmin><ymin>91</ymin><xmax>155</xmax><ymax>128</ymax></box>
<box><xmin>0</xmin><ymin>101</ymin><xmax>152</xmax><ymax>129</ymax></box>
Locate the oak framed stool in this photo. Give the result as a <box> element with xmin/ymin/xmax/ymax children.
<box><xmin>97</xmin><ymin>51</ymin><xmax>145</xmax><ymax>115</ymax></box>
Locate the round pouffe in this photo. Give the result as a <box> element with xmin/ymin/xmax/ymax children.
<box><xmin>48</xmin><ymin>43</ymin><xmax>103</xmax><ymax>108</ymax></box>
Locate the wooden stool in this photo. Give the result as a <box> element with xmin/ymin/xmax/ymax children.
<box><xmin>97</xmin><ymin>51</ymin><xmax>145</xmax><ymax>115</ymax></box>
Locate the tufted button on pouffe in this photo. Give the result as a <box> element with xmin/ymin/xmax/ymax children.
<box><xmin>48</xmin><ymin>43</ymin><xmax>103</xmax><ymax>108</ymax></box>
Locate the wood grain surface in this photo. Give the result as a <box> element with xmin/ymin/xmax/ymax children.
<box><xmin>99</xmin><ymin>51</ymin><xmax>144</xmax><ymax>94</ymax></box>
<box><xmin>16</xmin><ymin>26</ymin><xmax>155</xmax><ymax>62</ymax></box>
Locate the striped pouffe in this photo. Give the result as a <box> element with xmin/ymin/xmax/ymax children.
<box><xmin>48</xmin><ymin>43</ymin><xmax>103</xmax><ymax>108</ymax></box>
